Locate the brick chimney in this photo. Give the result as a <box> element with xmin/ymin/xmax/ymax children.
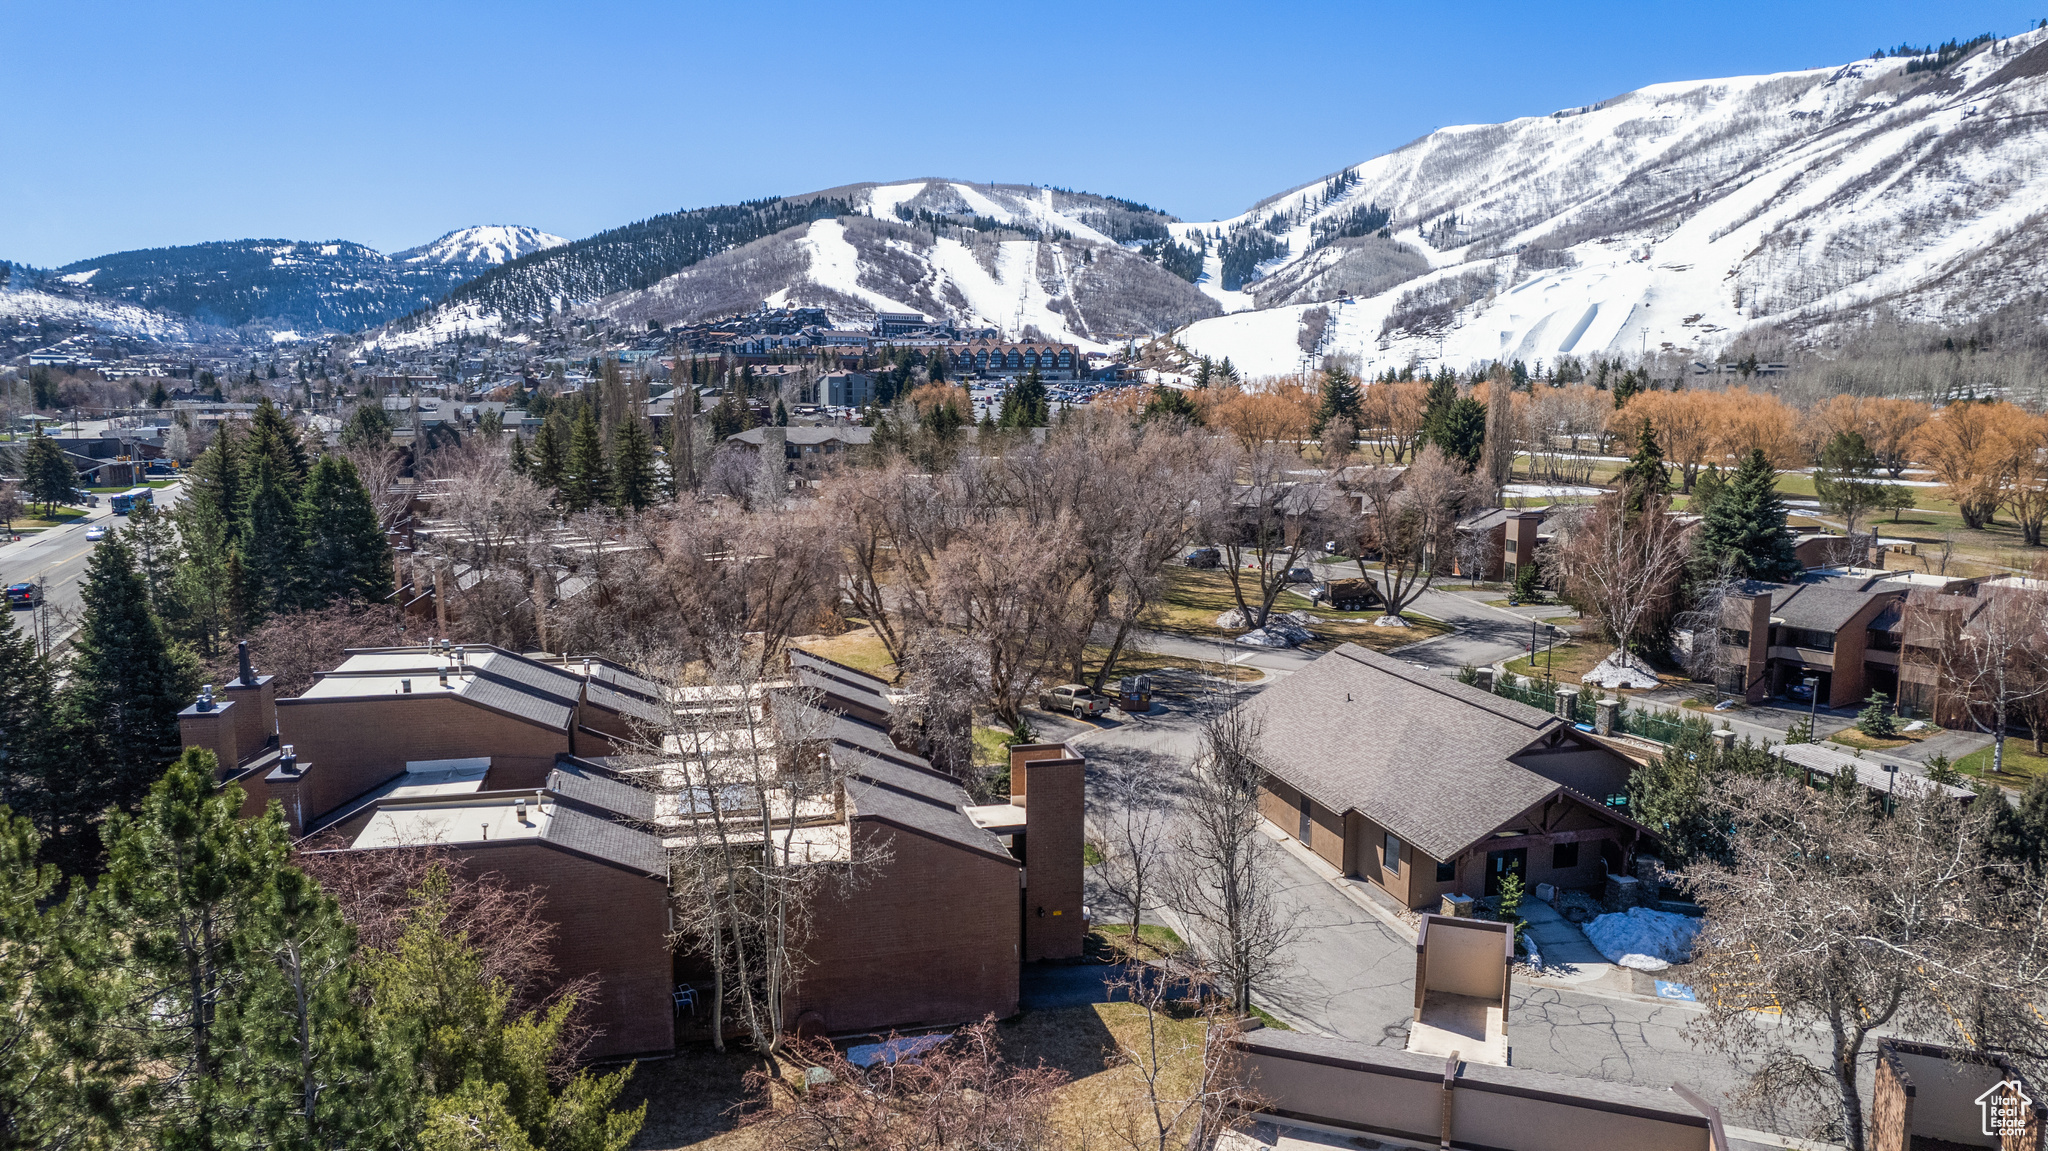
<box><xmin>178</xmin><ymin>686</ymin><xmax>239</xmax><ymax>780</ymax></box>
<box><xmin>1010</xmin><ymin>743</ymin><xmax>1086</xmax><ymax>961</ymax></box>
<box><xmin>219</xmin><ymin>640</ymin><xmax>277</xmax><ymax>759</ymax></box>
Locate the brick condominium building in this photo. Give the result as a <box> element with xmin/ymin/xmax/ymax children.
<box><xmin>180</xmin><ymin>643</ymin><xmax>1085</xmax><ymax>1059</ymax></box>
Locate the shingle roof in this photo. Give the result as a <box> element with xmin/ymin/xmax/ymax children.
<box><xmin>1768</xmin><ymin>573</ymin><xmax>1910</xmax><ymax>633</ymax></box>
<box><xmin>774</xmin><ymin>695</ymin><xmax>934</xmax><ymax>770</ymax></box>
<box><xmin>794</xmin><ymin>664</ymin><xmax>894</xmax><ymax>717</ymax></box>
<box><xmin>1237</xmin><ymin>644</ymin><xmax>1566</xmax><ymax>860</ymax></box>
<box><xmin>842</xmin><ymin>771</ymin><xmax>1015</xmax><ymax>865</ymax></box>
<box><xmin>547</xmin><ymin>757</ymin><xmax>659</xmax><ymax>822</ymax></box>
<box><xmin>543</xmin><ymin>804</ymin><xmax>668</xmax><ymax>876</ymax></box>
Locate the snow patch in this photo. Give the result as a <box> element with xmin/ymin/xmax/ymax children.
<box><xmin>1583</xmin><ymin>653</ymin><xmax>1661</xmax><ymax>689</ymax></box>
<box><xmin>1584</xmin><ymin>908</ymin><xmax>1701</xmax><ymax>971</ymax></box>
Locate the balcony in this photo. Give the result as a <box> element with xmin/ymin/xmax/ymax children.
<box><xmin>1769</xmin><ymin>646</ymin><xmax>1836</xmax><ymax>668</ymax></box>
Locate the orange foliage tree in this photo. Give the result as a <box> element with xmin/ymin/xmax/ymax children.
<box><xmin>1915</xmin><ymin>401</ymin><xmax>2021</xmax><ymax>530</ymax></box>
<box><xmin>1201</xmin><ymin>381</ymin><xmax>1314</xmax><ymax>453</ymax></box>
<box><xmin>1804</xmin><ymin>395</ymin><xmax>1932</xmax><ymax>478</ymax></box>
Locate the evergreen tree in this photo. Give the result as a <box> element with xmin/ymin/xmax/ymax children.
<box><xmin>1142</xmin><ymin>385</ymin><xmax>1201</xmax><ymax>424</ymax></box>
<box><xmin>999</xmin><ymin>369</ymin><xmax>1049</xmax><ymax>428</ymax></box>
<box><xmin>1420</xmin><ymin>372</ymin><xmax>1457</xmax><ymax>444</ymax></box>
<box><xmin>1614</xmin><ymin>422</ymin><xmax>1670</xmax><ymax>517</ymax></box>
<box><xmin>185</xmin><ymin>425</ymin><xmax>246</xmax><ymax>544</ymax></box>
<box><xmin>772</xmin><ymin>398</ymin><xmax>789</xmax><ymax>427</ymax></box>
<box><xmin>530</xmin><ymin>414</ymin><xmax>568</xmax><ymax>494</ymax></box>
<box><xmin>122</xmin><ymin>501</ymin><xmax>186</xmax><ymax>631</ymax></box>
<box><xmin>148</xmin><ymin>380</ymin><xmax>170</xmax><ymax>408</ymax></box>
<box><xmin>21</xmin><ymin>434</ymin><xmax>74</xmax><ymax>516</ymax></box>
<box><xmin>1430</xmin><ymin>398</ymin><xmax>1487</xmax><ymax>471</ymax></box>
<box><xmin>340</xmin><ymin>404</ymin><xmax>393</xmax><ymax>449</ymax></box>
<box><xmin>0</xmin><ymin>613</ymin><xmax>68</xmax><ymax>848</ymax></box>
<box><xmin>247</xmin><ymin>399</ymin><xmax>310</xmax><ymax>490</ymax></box>
<box><xmin>1689</xmin><ymin>463</ymin><xmax>1727</xmax><ymax>520</ymax></box>
<box><xmin>1311</xmin><ymin>365</ymin><xmax>1363</xmax><ymax>437</ymax></box>
<box><xmin>169</xmin><ymin>498</ymin><xmax>239</xmax><ymax>656</ymax></box>
<box><xmin>299</xmin><ymin>455</ymin><xmax>394</xmax><ymax>606</ymax></box>
<box><xmin>366</xmin><ymin>867</ymin><xmax>643</xmax><ymax>1151</ymax></box>
<box><xmin>508</xmin><ymin>433</ymin><xmax>531</xmax><ymax>476</ymax></box>
<box><xmin>1984</xmin><ymin>775</ymin><xmax>2048</xmax><ymax>875</ymax></box>
<box><xmin>240</xmin><ymin>456</ymin><xmax>310</xmax><ymax>622</ymax></box>
<box><xmin>81</xmin><ymin>752</ymin><xmax>400</xmax><ymax>1151</ymax></box>
<box><xmin>607</xmin><ymin>418</ymin><xmax>657</xmax><ymax>513</ymax></box>
<box><xmin>1695</xmin><ymin>449</ymin><xmax>1799</xmax><ymax>581</ymax></box>
<box><xmin>58</xmin><ymin>536</ymin><xmax>199</xmax><ymax>834</ymax></box>
<box><xmin>1813</xmin><ymin>430</ymin><xmax>1888</xmax><ymax>538</ymax></box>
<box><xmin>562</xmin><ymin>404</ymin><xmax>609</xmax><ymax>513</ymax></box>
<box><xmin>1855</xmin><ymin>691</ymin><xmax>1898</xmax><ymax>740</ymax></box>
<box><xmin>0</xmin><ymin>808</ymin><xmax>71</xmax><ymax>1149</ymax></box>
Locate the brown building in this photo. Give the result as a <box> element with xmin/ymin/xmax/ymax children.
<box><xmin>1711</xmin><ymin>569</ymin><xmax>1972</xmax><ymax>708</ymax></box>
<box><xmin>1240</xmin><ymin>644</ymin><xmax>1653</xmax><ymax>910</ymax></box>
<box><xmin>181</xmin><ymin>643</ymin><xmax>1084</xmax><ymax>1059</ymax></box>
<box><xmin>1451</xmin><ymin>507</ymin><xmax>1549</xmax><ymax>582</ymax></box>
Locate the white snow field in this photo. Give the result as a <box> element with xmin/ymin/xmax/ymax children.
<box><xmin>1172</xmin><ymin>27</ymin><xmax>2048</xmax><ymax>375</ymax></box>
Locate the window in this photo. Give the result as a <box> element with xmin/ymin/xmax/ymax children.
<box><xmin>1383</xmin><ymin>833</ymin><xmax>1401</xmax><ymax>876</ymax></box>
<box><xmin>1785</xmin><ymin>627</ymin><xmax>1836</xmax><ymax>652</ymax></box>
<box><xmin>1718</xmin><ymin>627</ymin><xmax>1750</xmax><ymax>647</ymax></box>
<box><xmin>1436</xmin><ymin>859</ymin><xmax>1456</xmax><ymax>882</ymax></box>
<box><xmin>1552</xmin><ymin>842</ymin><xmax>1580</xmax><ymax>870</ymax></box>
<box><xmin>1297</xmin><ymin>794</ymin><xmax>1312</xmax><ymax>842</ymax></box>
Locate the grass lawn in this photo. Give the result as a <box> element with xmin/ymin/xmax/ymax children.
<box><xmin>1825</xmin><ymin>726</ymin><xmax>1927</xmax><ymax>752</ymax></box>
<box><xmin>1956</xmin><ymin>744</ymin><xmax>2048</xmax><ymax>789</ymax></box>
<box><xmin>1080</xmin><ymin>644</ymin><xmax>1262</xmax><ymax>685</ymax></box>
<box><xmin>788</xmin><ymin>625</ymin><xmax>898</xmax><ymax>681</ymax></box>
<box><xmin>86</xmin><ymin>479</ymin><xmax>178</xmax><ymax>492</ymax></box>
<box><xmin>1503</xmin><ymin>641</ymin><xmax>1688</xmax><ymax>694</ymax></box>
<box><xmin>14</xmin><ymin>506</ymin><xmax>90</xmax><ymax>528</ymax></box>
<box><xmin>1148</xmin><ymin>567</ymin><xmax>1449</xmax><ymax>654</ymax></box>
<box><xmin>1084</xmin><ymin>923</ymin><xmax>1186</xmax><ymax>964</ymax></box>
<box><xmin>627</xmin><ymin>996</ymin><xmax>1229</xmax><ymax>1151</ymax></box>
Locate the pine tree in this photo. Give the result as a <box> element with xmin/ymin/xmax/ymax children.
<box><xmin>1430</xmin><ymin>398</ymin><xmax>1487</xmax><ymax>471</ymax></box>
<box><xmin>607</xmin><ymin>417</ymin><xmax>657</xmax><ymax>513</ymax></box>
<box><xmin>562</xmin><ymin>404</ymin><xmax>609</xmax><ymax>513</ymax></box>
<box><xmin>508</xmin><ymin>433</ymin><xmax>531</xmax><ymax>476</ymax></box>
<box><xmin>247</xmin><ymin>399</ymin><xmax>310</xmax><ymax>490</ymax></box>
<box><xmin>185</xmin><ymin>425</ymin><xmax>246</xmax><ymax>544</ymax></box>
<box><xmin>1695</xmin><ymin>449</ymin><xmax>1799</xmax><ymax>581</ymax></box>
<box><xmin>1689</xmin><ymin>463</ymin><xmax>1727</xmax><ymax>520</ymax></box>
<box><xmin>340</xmin><ymin>404</ymin><xmax>393</xmax><ymax>449</ymax></box>
<box><xmin>773</xmin><ymin>398</ymin><xmax>789</xmax><ymax>427</ymax></box>
<box><xmin>1311</xmin><ymin>366</ymin><xmax>1363</xmax><ymax>437</ymax></box>
<box><xmin>122</xmin><ymin>500</ymin><xmax>186</xmax><ymax>631</ymax></box>
<box><xmin>1614</xmin><ymin>422</ymin><xmax>1671</xmax><ymax>517</ymax></box>
<box><xmin>80</xmin><ymin>752</ymin><xmax>400</xmax><ymax>1151</ymax></box>
<box><xmin>21</xmin><ymin>434</ymin><xmax>74</xmax><ymax>516</ymax></box>
<box><xmin>299</xmin><ymin>455</ymin><xmax>394</xmax><ymax>606</ymax></box>
<box><xmin>0</xmin><ymin>612</ymin><xmax>67</xmax><ymax>845</ymax></box>
<box><xmin>148</xmin><ymin>380</ymin><xmax>170</xmax><ymax>408</ymax></box>
<box><xmin>531</xmin><ymin>414</ymin><xmax>568</xmax><ymax>494</ymax></box>
<box><xmin>240</xmin><ymin>456</ymin><xmax>309</xmax><ymax>621</ymax></box>
<box><xmin>1813</xmin><ymin>430</ymin><xmax>1887</xmax><ymax>538</ymax></box>
<box><xmin>0</xmin><ymin>807</ymin><xmax>69</xmax><ymax>1147</ymax></box>
<box><xmin>169</xmin><ymin>498</ymin><xmax>238</xmax><ymax>656</ymax></box>
<box><xmin>58</xmin><ymin>535</ymin><xmax>198</xmax><ymax>828</ymax></box>
<box><xmin>1142</xmin><ymin>385</ymin><xmax>1201</xmax><ymax>424</ymax></box>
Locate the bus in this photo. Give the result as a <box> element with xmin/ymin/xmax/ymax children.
<box><xmin>110</xmin><ymin>487</ymin><xmax>155</xmax><ymax>515</ymax></box>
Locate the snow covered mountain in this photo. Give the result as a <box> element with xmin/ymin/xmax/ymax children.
<box><xmin>42</xmin><ymin>225</ymin><xmax>563</xmax><ymax>335</ymax></box>
<box><xmin>1172</xmin><ymin>27</ymin><xmax>2048</xmax><ymax>377</ymax></box>
<box><xmin>382</xmin><ymin>182</ymin><xmax>1218</xmax><ymax>351</ymax></box>
<box><xmin>392</xmin><ymin>225</ymin><xmax>567</xmax><ymax>268</ymax></box>
<box><xmin>0</xmin><ymin>261</ymin><xmax>197</xmax><ymax>341</ymax></box>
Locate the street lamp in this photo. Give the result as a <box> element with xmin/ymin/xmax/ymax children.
<box><xmin>1803</xmin><ymin>674</ymin><xmax>1821</xmax><ymax>735</ymax></box>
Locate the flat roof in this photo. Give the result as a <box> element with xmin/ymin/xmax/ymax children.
<box><xmin>354</xmin><ymin>794</ymin><xmax>549</xmax><ymax>849</ymax></box>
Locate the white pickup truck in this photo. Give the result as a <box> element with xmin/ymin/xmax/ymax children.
<box><xmin>1038</xmin><ymin>683</ymin><xmax>1112</xmax><ymax>718</ymax></box>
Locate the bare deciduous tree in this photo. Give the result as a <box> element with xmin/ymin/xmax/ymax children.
<box><xmin>1164</xmin><ymin>699</ymin><xmax>1299</xmax><ymax>1016</ymax></box>
<box><xmin>1541</xmin><ymin>490</ymin><xmax>1689</xmax><ymax>677</ymax></box>
<box><xmin>628</xmin><ymin>648</ymin><xmax>888</xmax><ymax>1059</ymax></box>
<box><xmin>1689</xmin><ymin>773</ymin><xmax>2048</xmax><ymax>1151</ymax></box>
<box><xmin>741</xmin><ymin>1016</ymin><xmax>1067</xmax><ymax>1151</ymax></box>
<box><xmin>1087</xmin><ymin>749</ymin><xmax>1175</xmax><ymax>949</ymax></box>
<box><xmin>1349</xmin><ymin>445</ymin><xmax>1466</xmax><ymax>624</ymax></box>
<box><xmin>1104</xmin><ymin>964</ymin><xmax>1258</xmax><ymax>1151</ymax></box>
<box><xmin>1198</xmin><ymin>444</ymin><xmax>1333</xmax><ymax>630</ymax></box>
<box><xmin>1906</xmin><ymin>583</ymin><xmax>2048</xmax><ymax>776</ymax></box>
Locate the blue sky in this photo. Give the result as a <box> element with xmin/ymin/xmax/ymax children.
<box><xmin>3</xmin><ymin>0</ymin><xmax>2042</xmax><ymax>266</ymax></box>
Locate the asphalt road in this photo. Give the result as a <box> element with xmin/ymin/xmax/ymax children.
<box><xmin>1049</xmin><ymin>662</ymin><xmax>1831</xmax><ymax>1141</ymax></box>
<box><xmin>0</xmin><ymin>477</ymin><xmax>183</xmax><ymax>650</ymax></box>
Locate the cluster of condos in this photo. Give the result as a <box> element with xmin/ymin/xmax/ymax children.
<box><xmin>180</xmin><ymin>643</ymin><xmax>1083</xmax><ymax>1060</ymax></box>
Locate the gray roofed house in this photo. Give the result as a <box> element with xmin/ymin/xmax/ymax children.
<box><xmin>1715</xmin><ymin>567</ymin><xmax>1975</xmax><ymax>710</ymax></box>
<box><xmin>1239</xmin><ymin>644</ymin><xmax>1650</xmax><ymax>910</ymax></box>
<box><xmin>547</xmin><ymin>756</ymin><xmax>660</xmax><ymax>822</ymax></box>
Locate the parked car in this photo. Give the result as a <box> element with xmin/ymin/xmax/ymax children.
<box><xmin>5</xmin><ymin>583</ymin><xmax>38</xmax><ymax>609</ymax></box>
<box><xmin>1284</xmin><ymin>566</ymin><xmax>1315</xmax><ymax>583</ymax></box>
<box><xmin>85</xmin><ymin>524</ymin><xmax>108</xmax><ymax>541</ymax></box>
<box><xmin>1184</xmin><ymin>547</ymin><xmax>1221</xmax><ymax>569</ymax></box>
<box><xmin>1038</xmin><ymin>683</ymin><xmax>1112</xmax><ymax>719</ymax></box>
